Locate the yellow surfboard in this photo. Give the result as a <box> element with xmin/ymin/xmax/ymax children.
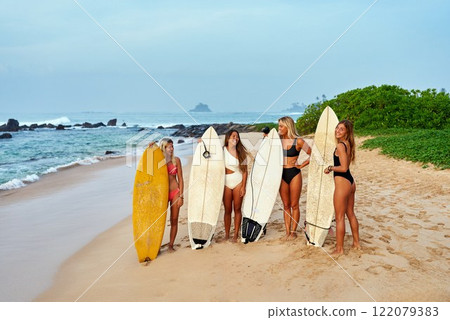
<box><xmin>132</xmin><ymin>146</ymin><xmax>169</xmax><ymax>262</ymax></box>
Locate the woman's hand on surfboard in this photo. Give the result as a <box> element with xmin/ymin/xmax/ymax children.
<box><xmin>239</xmin><ymin>186</ymin><xmax>246</xmax><ymax>197</ymax></box>
<box><xmin>148</xmin><ymin>141</ymin><xmax>156</xmax><ymax>148</ymax></box>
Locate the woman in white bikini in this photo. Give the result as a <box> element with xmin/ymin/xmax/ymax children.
<box><xmin>223</xmin><ymin>130</ymin><xmax>248</xmax><ymax>242</ymax></box>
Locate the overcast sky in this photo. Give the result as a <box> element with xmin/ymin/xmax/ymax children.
<box><xmin>1</xmin><ymin>0</ymin><xmax>449</xmax><ymax>113</ymax></box>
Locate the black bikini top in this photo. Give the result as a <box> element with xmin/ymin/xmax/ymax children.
<box><xmin>283</xmin><ymin>138</ymin><xmax>300</xmax><ymax>157</ymax></box>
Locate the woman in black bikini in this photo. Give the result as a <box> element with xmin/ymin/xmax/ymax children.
<box><xmin>324</xmin><ymin>120</ymin><xmax>361</xmax><ymax>254</ymax></box>
<box><xmin>278</xmin><ymin>116</ymin><xmax>311</xmax><ymax>240</ymax></box>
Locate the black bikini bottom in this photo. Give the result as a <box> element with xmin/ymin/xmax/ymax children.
<box><xmin>282</xmin><ymin>167</ymin><xmax>301</xmax><ymax>184</ymax></box>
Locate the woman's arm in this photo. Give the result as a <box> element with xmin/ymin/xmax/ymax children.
<box><xmin>297</xmin><ymin>138</ymin><xmax>311</xmax><ymax>169</ymax></box>
<box><xmin>176</xmin><ymin>157</ymin><xmax>184</xmax><ymax>196</ymax></box>
<box><xmin>240</xmin><ymin>167</ymin><xmax>248</xmax><ymax>197</ymax></box>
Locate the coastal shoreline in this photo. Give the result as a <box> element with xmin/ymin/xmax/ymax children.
<box><xmin>31</xmin><ymin>134</ymin><xmax>450</xmax><ymax>302</ymax></box>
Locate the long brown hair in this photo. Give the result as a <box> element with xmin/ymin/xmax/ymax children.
<box><xmin>224</xmin><ymin>129</ymin><xmax>248</xmax><ymax>173</ymax></box>
<box><xmin>337</xmin><ymin>120</ymin><xmax>355</xmax><ymax>163</ymax></box>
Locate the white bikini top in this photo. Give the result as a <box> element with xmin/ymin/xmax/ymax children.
<box><xmin>224</xmin><ymin>147</ymin><xmax>240</xmax><ymax>172</ymax></box>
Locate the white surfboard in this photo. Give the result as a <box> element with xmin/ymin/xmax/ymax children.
<box><xmin>241</xmin><ymin>128</ymin><xmax>283</xmax><ymax>243</ymax></box>
<box><xmin>305</xmin><ymin>106</ymin><xmax>339</xmax><ymax>247</ymax></box>
<box><xmin>188</xmin><ymin>127</ymin><xmax>225</xmax><ymax>249</ymax></box>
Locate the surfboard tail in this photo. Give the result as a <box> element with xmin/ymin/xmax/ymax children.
<box><xmin>241</xmin><ymin>217</ymin><xmax>263</xmax><ymax>243</ymax></box>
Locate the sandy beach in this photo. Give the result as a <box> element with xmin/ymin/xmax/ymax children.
<box><xmin>2</xmin><ymin>133</ymin><xmax>448</xmax><ymax>302</ymax></box>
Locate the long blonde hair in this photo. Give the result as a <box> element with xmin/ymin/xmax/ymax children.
<box><xmin>278</xmin><ymin>116</ymin><xmax>299</xmax><ymax>139</ymax></box>
<box><xmin>159</xmin><ymin>138</ymin><xmax>176</xmax><ymax>166</ymax></box>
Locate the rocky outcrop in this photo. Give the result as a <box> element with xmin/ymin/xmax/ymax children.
<box><xmin>107</xmin><ymin>119</ymin><xmax>117</xmax><ymax>126</ymax></box>
<box><xmin>172</xmin><ymin>122</ymin><xmax>256</xmax><ymax>138</ymax></box>
<box><xmin>0</xmin><ymin>119</ymin><xmax>20</xmax><ymax>132</ymax></box>
<box><xmin>121</xmin><ymin>122</ymin><xmax>127</xmax><ymax>127</ymax></box>
<box><xmin>56</xmin><ymin>125</ymin><xmax>65</xmax><ymax>130</ymax></box>
<box><xmin>168</xmin><ymin>124</ymin><xmax>185</xmax><ymax>130</ymax></box>
<box><xmin>0</xmin><ymin>133</ymin><xmax>12</xmax><ymax>139</ymax></box>
<box><xmin>82</xmin><ymin>122</ymin><xmax>106</xmax><ymax>129</ymax></box>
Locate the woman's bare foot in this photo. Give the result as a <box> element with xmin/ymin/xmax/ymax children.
<box><xmin>351</xmin><ymin>244</ymin><xmax>361</xmax><ymax>250</ymax></box>
<box><xmin>168</xmin><ymin>245</ymin><xmax>175</xmax><ymax>252</ymax></box>
<box><xmin>331</xmin><ymin>249</ymin><xmax>344</xmax><ymax>256</ymax></box>
<box><xmin>288</xmin><ymin>231</ymin><xmax>297</xmax><ymax>240</ymax></box>
<box><xmin>281</xmin><ymin>234</ymin><xmax>290</xmax><ymax>241</ymax></box>
<box><xmin>230</xmin><ymin>237</ymin><xmax>238</xmax><ymax>243</ymax></box>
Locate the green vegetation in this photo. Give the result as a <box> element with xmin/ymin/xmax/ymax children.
<box><xmin>360</xmin><ymin>129</ymin><xmax>450</xmax><ymax>169</ymax></box>
<box><xmin>296</xmin><ymin>85</ymin><xmax>450</xmax><ymax>134</ymax></box>
<box><xmin>295</xmin><ymin>85</ymin><xmax>450</xmax><ymax>169</ymax></box>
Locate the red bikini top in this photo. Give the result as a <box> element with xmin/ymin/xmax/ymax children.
<box><xmin>167</xmin><ymin>162</ymin><xmax>177</xmax><ymax>175</ymax></box>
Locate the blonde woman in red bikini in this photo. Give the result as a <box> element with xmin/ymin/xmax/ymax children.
<box><xmin>159</xmin><ymin>138</ymin><xmax>184</xmax><ymax>251</ymax></box>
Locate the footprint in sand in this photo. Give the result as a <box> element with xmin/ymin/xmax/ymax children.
<box><xmin>379</xmin><ymin>236</ymin><xmax>390</xmax><ymax>244</ymax></box>
<box><xmin>365</xmin><ymin>264</ymin><xmax>390</xmax><ymax>275</ymax></box>
<box><xmin>381</xmin><ymin>233</ymin><xmax>392</xmax><ymax>240</ymax></box>
<box><xmin>386</xmin><ymin>246</ymin><xmax>396</xmax><ymax>254</ymax></box>
<box><xmin>426</xmin><ymin>246</ymin><xmax>444</xmax><ymax>256</ymax></box>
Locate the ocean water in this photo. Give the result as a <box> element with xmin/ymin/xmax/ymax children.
<box><xmin>0</xmin><ymin>111</ymin><xmax>292</xmax><ymax>190</ymax></box>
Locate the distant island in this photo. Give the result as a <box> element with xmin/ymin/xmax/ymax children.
<box><xmin>283</xmin><ymin>102</ymin><xmax>306</xmax><ymax>113</ymax></box>
<box><xmin>190</xmin><ymin>103</ymin><xmax>211</xmax><ymax>112</ymax></box>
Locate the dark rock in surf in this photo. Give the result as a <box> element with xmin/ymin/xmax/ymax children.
<box><xmin>0</xmin><ymin>133</ymin><xmax>12</xmax><ymax>139</ymax></box>
<box><xmin>0</xmin><ymin>119</ymin><xmax>20</xmax><ymax>132</ymax></box>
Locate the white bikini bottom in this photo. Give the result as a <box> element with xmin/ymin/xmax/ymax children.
<box><xmin>225</xmin><ymin>171</ymin><xmax>243</xmax><ymax>189</ymax></box>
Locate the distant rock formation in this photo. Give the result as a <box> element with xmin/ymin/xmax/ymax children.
<box><xmin>283</xmin><ymin>102</ymin><xmax>306</xmax><ymax>113</ymax></box>
<box><xmin>190</xmin><ymin>103</ymin><xmax>211</xmax><ymax>112</ymax></box>
<box><xmin>56</xmin><ymin>125</ymin><xmax>65</xmax><ymax>130</ymax></box>
<box><xmin>107</xmin><ymin>119</ymin><xmax>117</xmax><ymax>126</ymax></box>
<box><xmin>121</xmin><ymin>122</ymin><xmax>127</xmax><ymax>127</ymax></box>
<box><xmin>0</xmin><ymin>119</ymin><xmax>20</xmax><ymax>132</ymax></box>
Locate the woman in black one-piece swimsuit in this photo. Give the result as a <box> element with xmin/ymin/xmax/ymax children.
<box><xmin>324</xmin><ymin>120</ymin><xmax>361</xmax><ymax>255</ymax></box>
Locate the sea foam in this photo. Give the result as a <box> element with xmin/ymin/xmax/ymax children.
<box><xmin>0</xmin><ymin>174</ymin><xmax>40</xmax><ymax>190</ymax></box>
<box><xmin>21</xmin><ymin>116</ymin><xmax>71</xmax><ymax>126</ymax></box>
